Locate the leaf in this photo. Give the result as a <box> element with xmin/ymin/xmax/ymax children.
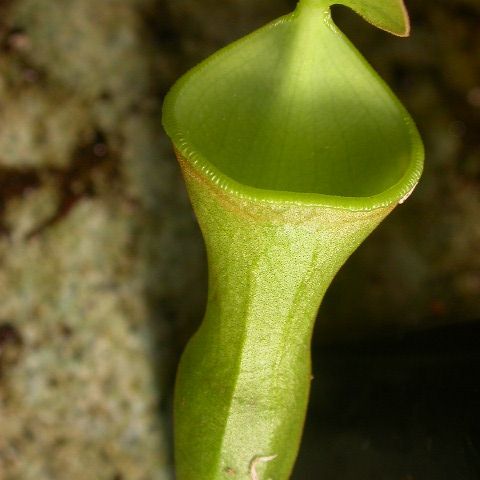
<box><xmin>338</xmin><ymin>0</ymin><xmax>410</xmax><ymax>36</ymax></box>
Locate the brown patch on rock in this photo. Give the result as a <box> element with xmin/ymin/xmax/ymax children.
<box><xmin>0</xmin><ymin>167</ymin><xmax>41</xmax><ymax>235</ymax></box>
<box><xmin>0</xmin><ymin>130</ymin><xmax>122</xmax><ymax>239</ymax></box>
<box><xmin>26</xmin><ymin>130</ymin><xmax>121</xmax><ymax>238</ymax></box>
<box><xmin>0</xmin><ymin>322</ymin><xmax>23</xmax><ymax>378</ymax></box>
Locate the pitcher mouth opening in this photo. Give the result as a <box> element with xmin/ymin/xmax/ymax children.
<box><xmin>163</xmin><ymin>8</ymin><xmax>423</xmax><ymax>211</ymax></box>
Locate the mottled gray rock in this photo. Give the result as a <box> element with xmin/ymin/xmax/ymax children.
<box><xmin>0</xmin><ymin>0</ymin><xmax>204</xmax><ymax>478</ymax></box>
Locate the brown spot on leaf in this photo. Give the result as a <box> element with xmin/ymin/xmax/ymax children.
<box><xmin>225</xmin><ymin>466</ymin><xmax>236</xmax><ymax>477</ymax></box>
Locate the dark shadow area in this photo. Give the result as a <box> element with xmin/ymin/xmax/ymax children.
<box><xmin>293</xmin><ymin>321</ymin><xmax>480</xmax><ymax>479</ymax></box>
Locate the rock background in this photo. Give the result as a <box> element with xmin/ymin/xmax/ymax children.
<box><xmin>0</xmin><ymin>0</ymin><xmax>478</xmax><ymax>478</ymax></box>
<box><xmin>0</xmin><ymin>0</ymin><xmax>205</xmax><ymax>478</ymax></box>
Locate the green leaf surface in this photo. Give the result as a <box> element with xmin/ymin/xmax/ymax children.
<box><xmin>335</xmin><ymin>0</ymin><xmax>410</xmax><ymax>36</ymax></box>
<box><xmin>162</xmin><ymin>0</ymin><xmax>423</xmax><ymax>479</ymax></box>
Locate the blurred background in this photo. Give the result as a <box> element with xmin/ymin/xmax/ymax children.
<box><xmin>0</xmin><ymin>0</ymin><xmax>478</xmax><ymax>478</ymax></box>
